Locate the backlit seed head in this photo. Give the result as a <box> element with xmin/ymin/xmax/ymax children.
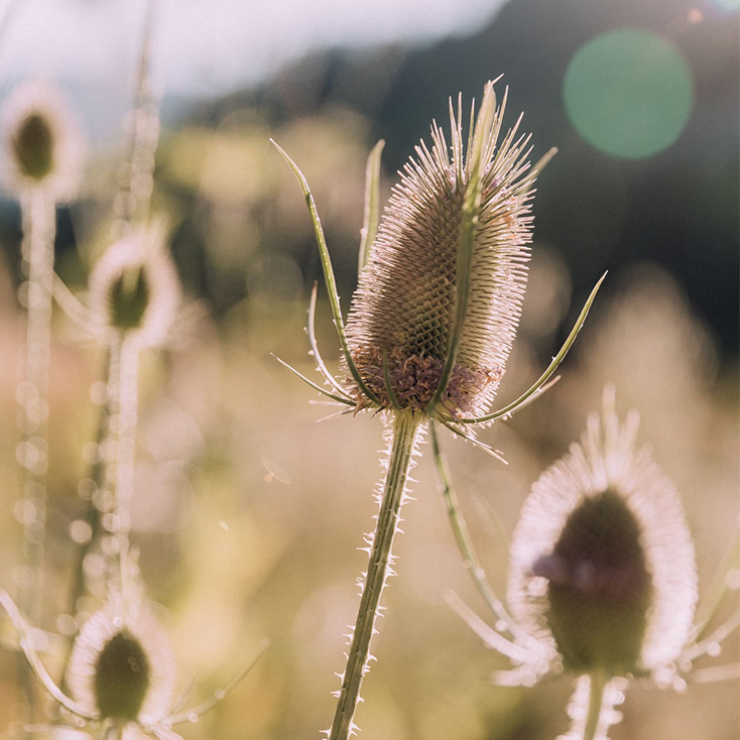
<box><xmin>89</xmin><ymin>222</ymin><xmax>180</xmax><ymax>347</ymax></box>
<box><xmin>507</xmin><ymin>389</ymin><xmax>698</xmax><ymax>675</ymax></box>
<box><xmin>345</xmin><ymin>83</ymin><xmax>533</xmax><ymax>418</ymax></box>
<box><xmin>66</xmin><ymin>567</ymin><xmax>175</xmax><ymax>723</ymax></box>
<box><xmin>1</xmin><ymin>79</ymin><xmax>85</xmax><ymax>199</ymax></box>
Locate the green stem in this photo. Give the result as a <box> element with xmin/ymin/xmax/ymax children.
<box><xmin>328</xmin><ymin>411</ymin><xmax>421</xmax><ymax>740</ymax></box>
<box><xmin>430</xmin><ymin>423</ymin><xmax>532</xmax><ymax>646</ymax></box>
<box><xmin>582</xmin><ymin>671</ymin><xmax>608</xmax><ymax>740</ymax></box>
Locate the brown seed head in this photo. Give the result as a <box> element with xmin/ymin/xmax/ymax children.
<box><xmin>345</xmin><ymin>83</ymin><xmax>534</xmax><ymax>419</ymax></box>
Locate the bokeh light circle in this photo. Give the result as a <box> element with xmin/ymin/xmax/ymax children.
<box><xmin>563</xmin><ymin>29</ymin><xmax>694</xmax><ymax>159</ymax></box>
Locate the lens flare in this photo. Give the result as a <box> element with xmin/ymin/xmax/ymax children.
<box><xmin>563</xmin><ymin>29</ymin><xmax>693</xmax><ymax>159</ymax></box>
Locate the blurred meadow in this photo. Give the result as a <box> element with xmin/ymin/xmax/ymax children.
<box><xmin>0</xmin><ymin>0</ymin><xmax>738</xmax><ymax>739</ymax></box>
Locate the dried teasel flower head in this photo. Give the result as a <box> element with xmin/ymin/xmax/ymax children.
<box><xmin>89</xmin><ymin>221</ymin><xmax>181</xmax><ymax>347</ymax></box>
<box><xmin>1</xmin><ymin>79</ymin><xmax>85</xmax><ymax>200</ymax></box>
<box><xmin>507</xmin><ymin>387</ymin><xmax>698</xmax><ymax>676</ymax></box>
<box><xmin>274</xmin><ymin>80</ymin><xmax>603</xmax><ymax>437</ymax></box>
<box><xmin>345</xmin><ymin>82</ymin><xmax>533</xmax><ymax>419</ymax></box>
<box><xmin>66</xmin><ymin>562</ymin><xmax>176</xmax><ymax>725</ymax></box>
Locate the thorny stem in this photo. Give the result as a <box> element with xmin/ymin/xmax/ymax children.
<box><xmin>328</xmin><ymin>411</ymin><xmax>421</xmax><ymax>740</ymax></box>
<box><xmin>582</xmin><ymin>671</ymin><xmax>608</xmax><ymax>740</ymax></box>
<box><xmin>18</xmin><ymin>186</ymin><xmax>56</xmax><ymax>624</ymax></box>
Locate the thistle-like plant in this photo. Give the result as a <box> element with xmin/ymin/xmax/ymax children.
<box><xmin>1</xmin><ymin>79</ymin><xmax>85</xmax><ymax>622</ymax></box>
<box><xmin>446</xmin><ymin>388</ymin><xmax>740</xmax><ymax>740</ymax></box>
<box><xmin>60</xmin><ymin>222</ymin><xmax>183</xmax><ymax>610</ymax></box>
<box><xmin>1</xmin><ymin>556</ymin><xmax>267</xmax><ymax>740</ymax></box>
<box><xmin>274</xmin><ymin>80</ymin><xmax>604</xmax><ymax>740</ymax></box>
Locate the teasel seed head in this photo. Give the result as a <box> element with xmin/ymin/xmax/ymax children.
<box><xmin>89</xmin><ymin>221</ymin><xmax>181</xmax><ymax>347</ymax></box>
<box><xmin>507</xmin><ymin>388</ymin><xmax>698</xmax><ymax>676</ymax></box>
<box><xmin>345</xmin><ymin>82</ymin><xmax>534</xmax><ymax>419</ymax></box>
<box><xmin>66</xmin><ymin>564</ymin><xmax>176</xmax><ymax>724</ymax></box>
<box><xmin>1</xmin><ymin>79</ymin><xmax>85</xmax><ymax>200</ymax></box>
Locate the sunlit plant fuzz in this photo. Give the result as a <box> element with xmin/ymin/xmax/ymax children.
<box><xmin>275</xmin><ymin>80</ymin><xmax>603</xmax><ymax>740</ymax></box>
<box><xmin>448</xmin><ymin>388</ymin><xmax>739</xmax><ymax>740</ymax></box>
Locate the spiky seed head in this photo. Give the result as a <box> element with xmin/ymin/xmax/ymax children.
<box><xmin>507</xmin><ymin>389</ymin><xmax>698</xmax><ymax>675</ymax></box>
<box><xmin>66</xmin><ymin>564</ymin><xmax>176</xmax><ymax>723</ymax></box>
<box><xmin>345</xmin><ymin>82</ymin><xmax>533</xmax><ymax>419</ymax></box>
<box><xmin>1</xmin><ymin>79</ymin><xmax>85</xmax><ymax>199</ymax></box>
<box><xmin>89</xmin><ymin>222</ymin><xmax>180</xmax><ymax>347</ymax></box>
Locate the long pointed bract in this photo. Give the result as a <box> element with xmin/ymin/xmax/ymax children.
<box><xmin>306</xmin><ymin>282</ymin><xmax>355</xmax><ymax>401</ymax></box>
<box><xmin>358</xmin><ymin>140</ymin><xmax>385</xmax><ymax>273</ymax></box>
<box><xmin>271</xmin><ymin>140</ymin><xmax>381</xmax><ymax>406</ymax></box>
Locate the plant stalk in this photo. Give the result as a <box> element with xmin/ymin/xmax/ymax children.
<box><xmin>18</xmin><ymin>186</ymin><xmax>56</xmax><ymax>623</ymax></box>
<box><xmin>582</xmin><ymin>670</ymin><xmax>608</xmax><ymax>740</ymax></box>
<box><xmin>328</xmin><ymin>411</ymin><xmax>421</xmax><ymax>740</ymax></box>
<box><xmin>67</xmin><ymin>346</ymin><xmax>114</xmax><ymax>615</ymax></box>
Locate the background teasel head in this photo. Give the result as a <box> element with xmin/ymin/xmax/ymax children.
<box><xmin>89</xmin><ymin>222</ymin><xmax>181</xmax><ymax>348</ymax></box>
<box><xmin>0</xmin><ymin>554</ymin><xmax>268</xmax><ymax>739</ymax></box>
<box><xmin>0</xmin><ymin>78</ymin><xmax>85</xmax><ymax>200</ymax></box>
<box><xmin>65</xmin><ymin>567</ymin><xmax>177</xmax><ymax>727</ymax></box>
<box><xmin>344</xmin><ymin>82</ymin><xmax>534</xmax><ymax>419</ymax></box>
<box><xmin>449</xmin><ymin>389</ymin><xmax>736</xmax><ymax>738</ymax></box>
<box><xmin>506</xmin><ymin>387</ymin><xmax>698</xmax><ymax>676</ymax></box>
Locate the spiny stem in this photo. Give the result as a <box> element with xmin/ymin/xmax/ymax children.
<box><xmin>328</xmin><ymin>411</ymin><xmax>421</xmax><ymax>740</ymax></box>
<box><xmin>18</xmin><ymin>186</ymin><xmax>56</xmax><ymax>624</ymax></box>
<box><xmin>582</xmin><ymin>671</ymin><xmax>608</xmax><ymax>740</ymax></box>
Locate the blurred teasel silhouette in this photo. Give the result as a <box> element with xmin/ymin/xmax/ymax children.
<box><xmin>88</xmin><ymin>222</ymin><xmax>182</xmax><ymax>350</ymax></box>
<box><xmin>1</xmin><ymin>79</ymin><xmax>86</xmax><ymax>624</ymax></box>
<box><xmin>274</xmin><ymin>80</ymin><xmax>604</xmax><ymax>740</ymax></box>
<box><xmin>0</xmin><ymin>555</ymin><xmax>267</xmax><ymax>740</ymax></box>
<box><xmin>1</xmin><ymin>78</ymin><xmax>85</xmax><ymax>201</ymax></box>
<box><xmin>447</xmin><ymin>388</ymin><xmax>740</xmax><ymax>740</ymax></box>
<box><xmin>57</xmin><ymin>222</ymin><xmax>185</xmax><ymax>611</ymax></box>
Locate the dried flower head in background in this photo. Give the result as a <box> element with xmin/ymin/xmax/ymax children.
<box><xmin>508</xmin><ymin>388</ymin><xmax>698</xmax><ymax>677</ymax></box>
<box><xmin>89</xmin><ymin>223</ymin><xmax>181</xmax><ymax>348</ymax></box>
<box><xmin>66</xmin><ymin>572</ymin><xmax>176</xmax><ymax>726</ymax></box>
<box><xmin>451</xmin><ymin>388</ymin><xmax>739</xmax><ymax>740</ymax></box>
<box><xmin>1</xmin><ymin>79</ymin><xmax>85</xmax><ymax>200</ymax></box>
<box><xmin>0</xmin><ymin>554</ymin><xmax>267</xmax><ymax>740</ymax></box>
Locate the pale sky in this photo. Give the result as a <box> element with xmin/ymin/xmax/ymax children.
<box><xmin>1</xmin><ymin>0</ymin><xmax>504</xmax><ymax>98</ymax></box>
